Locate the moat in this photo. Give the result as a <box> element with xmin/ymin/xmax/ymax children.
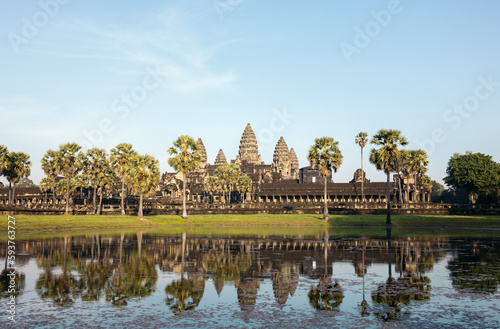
<box><xmin>2</xmin><ymin>227</ymin><xmax>500</xmax><ymax>328</ymax></box>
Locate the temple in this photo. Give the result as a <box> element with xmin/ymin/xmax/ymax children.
<box><xmin>157</xmin><ymin>123</ymin><xmax>431</xmax><ymax>207</ymax></box>
<box><xmin>0</xmin><ymin>123</ymin><xmax>433</xmax><ymax>213</ymax></box>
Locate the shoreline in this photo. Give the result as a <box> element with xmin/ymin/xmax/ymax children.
<box><xmin>2</xmin><ymin>213</ymin><xmax>500</xmax><ymax>233</ymax></box>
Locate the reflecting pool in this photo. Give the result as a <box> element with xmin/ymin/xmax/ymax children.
<box><xmin>2</xmin><ymin>228</ymin><xmax>500</xmax><ymax>328</ymax></box>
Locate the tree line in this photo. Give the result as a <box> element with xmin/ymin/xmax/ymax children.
<box><xmin>2</xmin><ymin>130</ymin><xmax>499</xmax><ymax>221</ymax></box>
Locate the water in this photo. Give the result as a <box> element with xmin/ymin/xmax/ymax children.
<box><xmin>2</xmin><ymin>228</ymin><xmax>500</xmax><ymax>328</ymax></box>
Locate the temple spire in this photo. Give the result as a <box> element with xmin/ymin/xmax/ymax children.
<box><xmin>214</xmin><ymin>149</ymin><xmax>227</xmax><ymax>165</ymax></box>
<box><xmin>235</xmin><ymin>123</ymin><xmax>261</xmax><ymax>165</ymax></box>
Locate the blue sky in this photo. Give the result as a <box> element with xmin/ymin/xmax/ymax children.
<box><xmin>1</xmin><ymin>0</ymin><xmax>499</xmax><ymax>186</ymax></box>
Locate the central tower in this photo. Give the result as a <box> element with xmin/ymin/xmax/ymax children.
<box><xmin>234</xmin><ymin>123</ymin><xmax>262</xmax><ymax>165</ymax></box>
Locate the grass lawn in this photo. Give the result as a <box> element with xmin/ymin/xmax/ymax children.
<box><xmin>2</xmin><ymin>213</ymin><xmax>500</xmax><ymax>233</ymax></box>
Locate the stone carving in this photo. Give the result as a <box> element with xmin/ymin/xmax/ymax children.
<box><xmin>214</xmin><ymin>149</ymin><xmax>227</xmax><ymax>166</ymax></box>
<box><xmin>234</xmin><ymin>123</ymin><xmax>262</xmax><ymax>165</ymax></box>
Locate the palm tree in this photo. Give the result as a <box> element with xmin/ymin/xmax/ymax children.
<box><xmin>96</xmin><ymin>165</ymin><xmax>117</xmax><ymax>215</ymax></box>
<box><xmin>204</xmin><ymin>176</ymin><xmax>220</xmax><ymax>204</ymax></box>
<box><xmin>369</xmin><ymin>129</ymin><xmax>408</xmax><ymax>225</ymax></box>
<box><xmin>39</xmin><ymin>177</ymin><xmax>53</xmax><ymax>206</ymax></box>
<box><xmin>400</xmin><ymin>150</ymin><xmax>413</xmax><ymax>204</ymax></box>
<box><xmin>110</xmin><ymin>143</ymin><xmax>137</xmax><ymax>215</ymax></box>
<box><xmin>82</xmin><ymin>148</ymin><xmax>108</xmax><ymax>215</ymax></box>
<box><xmin>0</xmin><ymin>145</ymin><xmax>7</xmax><ymax>172</ymax></box>
<box><xmin>236</xmin><ymin>175</ymin><xmax>252</xmax><ymax>204</ymax></box>
<box><xmin>167</xmin><ymin>136</ymin><xmax>201</xmax><ymax>219</ymax></box>
<box><xmin>355</xmin><ymin>132</ymin><xmax>368</xmax><ymax>203</ymax></box>
<box><xmin>409</xmin><ymin>150</ymin><xmax>429</xmax><ymax>203</ymax></box>
<box><xmin>213</xmin><ymin>163</ymin><xmax>241</xmax><ymax>204</ymax></box>
<box><xmin>74</xmin><ymin>174</ymin><xmax>90</xmax><ymax>199</ymax></box>
<box><xmin>307</xmin><ymin>137</ymin><xmax>343</xmax><ymax>221</ymax></box>
<box><xmin>1</xmin><ymin>152</ymin><xmax>31</xmax><ymax>206</ymax></box>
<box><xmin>57</xmin><ymin>143</ymin><xmax>84</xmax><ymax>214</ymax></box>
<box><xmin>41</xmin><ymin>149</ymin><xmax>61</xmax><ymax>207</ymax></box>
<box><xmin>125</xmin><ymin>154</ymin><xmax>160</xmax><ymax>219</ymax></box>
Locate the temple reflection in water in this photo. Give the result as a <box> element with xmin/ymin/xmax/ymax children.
<box><xmin>1</xmin><ymin>231</ymin><xmax>500</xmax><ymax>324</ymax></box>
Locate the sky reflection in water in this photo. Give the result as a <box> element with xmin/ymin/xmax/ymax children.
<box><xmin>2</xmin><ymin>228</ymin><xmax>500</xmax><ymax>328</ymax></box>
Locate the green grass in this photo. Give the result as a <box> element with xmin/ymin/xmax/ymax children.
<box><xmin>2</xmin><ymin>213</ymin><xmax>500</xmax><ymax>241</ymax></box>
<box><xmin>2</xmin><ymin>213</ymin><xmax>500</xmax><ymax>233</ymax></box>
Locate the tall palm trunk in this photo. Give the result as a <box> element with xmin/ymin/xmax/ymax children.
<box><xmin>121</xmin><ymin>179</ymin><xmax>125</xmax><ymax>215</ymax></box>
<box><xmin>182</xmin><ymin>172</ymin><xmax>187</xmax><ymax>219</ymax></box>
<box><xmin>397</xmin><ymin>174</ymin><xmax>403</xmax><ymax>204</ymax></box>
<box><xmin>386</xmin><ymin>171</ymin><xmax>391</xmax><ymax>225</ymax></box>
<box><xmin>98</xmin><ymin>191</ymin><xmax>103</xmax><ymax>215</ymax></box>
<box><xmin>361</xmin><ymin>147</ymin><xmax>364</xmax><ymax>202</ymax></box>
<box><xmin>138</xmin><ymin>193</ymin><xmax>144</xmax><ymax>218</ymax></box>
<box><xmin>52</xmin><ymin>180</ymin><xmax>56</xmax><ymax>208</ymax></box>
<box><xmin>323</xmin><ymin>176</ymin><xmax>329</xmax><ymax>221</ymax></box>
<box><xmin>414</xmin><ymin>173</ymin><xmax>419</xmax><ymax>202</ymax></box>
<box><xmin>406</xmin><ymin>174</ymin><xmax>410</xmax><ymax>204</ymax></box>
<box><xmin>8</xmin><ymin>182</ymin><xmax>12</xmax><ymax>206</ymax></box>
<box><xmin>93</xmin><ymin>186</ymin><xmax>97</xmax><ymax>215</ymax></box>
<box><xmin>65</xmin><ymin>177</ymin><xmax>70</xmax><ymax>214</ymax></box>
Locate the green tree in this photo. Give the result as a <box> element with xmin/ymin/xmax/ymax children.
<box><xmin>81</xmin><ymin>148</ymin><xmax>108</xmax><ymax>214</ymax></box>
<box><xmin>409</xmin><ymin>150</ymin><xmax>429</xmax><ymax>202</ymax></box>
<box><xmin>96</xmin><ymin>165</ymin><xmax>117</xmax><ymax>215</ymax></box>
<box><xmin>55</xmin><ymin>178</ymin><xmax>78</xmax><ymax>197</ymax></box>
<box><xmin>430</xmin><ymin>180</ymin><xmax>445</xmax><ymax>203</ymax></box>
<box><xmin>110</xmin><ymin>143</ymin><xmax>137</xmax><ymax>215</ymax></box>
<box><xmin>125</xmin><ymin>154</ymin><xmax>160</xmax><ymax>219</ymax></box>
<box><xmin>204</xmin><ymin>176</ymin><xmax>220</xmax><ymax>203</ymax></box>
<box><xmin>1</xmin><ymin>152</ymin><xmax>31</xmax><ymax>205</ymax></box>
<box><xmin>41</xmin><ymin>149</ymin><xmax>61</xmax><ymax>207</ymax></box>
<box><xmin>74</xmin><ymin>174</ymin><xmax>90</xmax><ymax>199</ymax></box>
<box><xmin>0</xmin><ymin>145</ymin><xmax>7</xmax><ymax>174</ymax></box>
<box><xmin>307</xmin><ymin>137</ymin><xmax>343</xmax><ymax>221</ymax></box>
<box><xmin>355</xmin><ymin>132</ymin><xmax>368</xmax><ymax>202</ymax></box>
<box><xmin>168</xmin><ymin>136</ymin><xmax>201</xmax><ymax>219</ymax></box>
<box><xmin>369</xmin><ymin>129</ymin><xmax>408</xmax><ymax>225</ymax></box>
<box><xmin>444</xmin><ymin>152</ymin><xmax>500</xmax><ymax>204</ymax></box>
<box><xmin>213</xmin><ymin>163</ymin><xmax>241</xmax><ymax>204</ymax></box>
<box><xmin>39</xmin><ymin>177</ymin><xmax>54</xmax><ymax>205</ymax></box>
<box><xmin>236</xmin><ymin>175</ymin><xmax>252</xmax><ymax>204</ymax></box>
<box><xmin>57</xmin><ymin>143</ymin><xmax>84</xmax><ymax>214</ymax></box>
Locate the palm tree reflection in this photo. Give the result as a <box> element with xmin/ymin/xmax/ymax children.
<box><xmin>165</xmin><ymin>231</ymin><xmax>202</xmax><ymax>314</ymax></box>
<box><xmin>308</xmin><ymin>230</ymin><xmax>344</xmax><ymax>311</ymax></box>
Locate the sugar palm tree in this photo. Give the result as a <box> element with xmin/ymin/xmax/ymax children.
<box><xmin>355</xmin><ymin>132</ymin><xmax>368</xmax><ymax>202</ymax></box>
<box><xmin>167</xmin><ymin>136</ymin><xmax>201</xmax><ymax>219</ymax></box>
<box><xmin>110</xmin><ymin>143</ymin><xmax>137</xmax><ymax>215</ymax></box>
<box><xmin>409</xmin><ymin>150</ymin><xmax>429</xmax><ymax>203</ymax></box>
<box><xmin>307</xmin><ymin>137</ymin><xmax>343</xmax><ymax>221</ymax></box>
<box><xmin>236</xmin><ymin>175</ymin><xmax>252</xmax><ymax>204</ymax></box>
<box><xmin>125</xmin><ymin>154</ymin><xmax>160</xmax><ymax>219</ymax></box>
<box><xmin>39</xmin><ymin>177</ymin><xmax>53</xmax><ymax>206</ymax></box>
<box><xmin>204</xmin><ymin>176</ymin><xmax>220</xmax><ymax>204</ymax></box>
<box><xmin>82</xmin><ymin>148</ymin><xmax>108</xmax><ymax>215</ymax></box>
<box><xmin>41</xmin><ymin>149</ymin><xmax>61</xmax><ymax>207</ymax></box>
<box><xmin>2</xmin><ymin>152</ymin><xmax>31</xmax><ymax>205</ymax></box>
<box><xmin>214</xmin><ymin>163</ymin><xmax>241</xmax><ymax>204</ymax></box>
<box><xmin>369</xmin><ymin>129</ymin><xmax>408</xmax><ymax>225</ymax></box>
<box><xmin>0</xmin><ymin>145</ymin><xmax>7</xmax><ymax>172</ymax></box>
<box><xmin>57</xmin><ymin>143</ymin><xmax>84</xmax><ymax>214</ymax></box>
<box><xmin>96</xmin><ymin>165</ymin><xmax>117</xmax><ymax>215</ymax></box>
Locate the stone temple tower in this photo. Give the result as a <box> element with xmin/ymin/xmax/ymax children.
<box><xmin>234</xmin><ymin>123</ymin><xmax>262</xmax><ymax>165</ymax></box>
<box><xmin>289</xmin><ymin>148</ymin><xmax>299</xmax><ymax>179</ymax></box>
<box><xmin>196</xmin><ymin>138</ymin><xmax>207</xmax><ymax>170</ymax></box>
<box><xmin>214</xmin><ymin>149</ymin><xmax>227</xmax><ymax>166</ymax></box>
<box><xmin>272</xmin><ymin>136</ymin><xmax>291</xmax><ymax>178</ymax></box>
